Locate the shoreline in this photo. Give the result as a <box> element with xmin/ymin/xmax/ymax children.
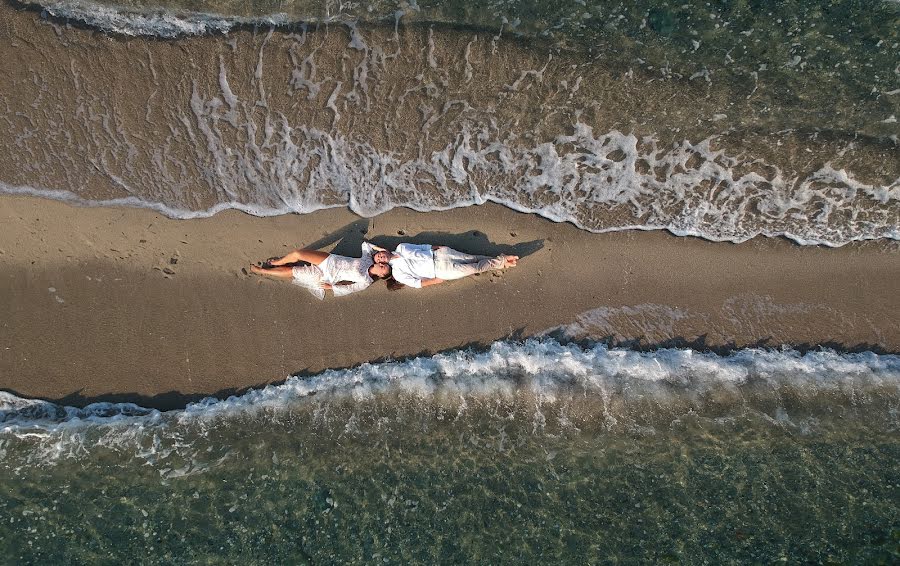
<box><xmin>1</xmin><ymin>195</ymin><xmax>898</xmax><ymax>410</ymax></box>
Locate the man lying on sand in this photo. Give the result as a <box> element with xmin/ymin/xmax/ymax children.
<box><xmin>375</xmin><ymin>243</ymin><xmax>518</xmax><ymax>289</ymax></box>
<box><xmin>250</xmin><ymin>242</ymin><xmax>390</xmax><ymax>299</ymax></box>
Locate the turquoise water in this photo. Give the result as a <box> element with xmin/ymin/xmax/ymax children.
<box><xmin>2</xmin><ymin>343</ymin><xmax>899</xmax><ymax>561</ymax></box>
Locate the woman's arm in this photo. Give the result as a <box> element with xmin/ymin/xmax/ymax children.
<box><xmin>420</xmin><ymin>278</ymin><xmax>445</xmax><ymax>287</ymax></box>
<box><xmin>331</xmin><ymin>280</ymin><xmax>371</xmax><ymax>296</ymax></box>
<box><xmin>319</xmin><ymin>281</ymin><xmax>363</xmax><ymax>291</ymax></box>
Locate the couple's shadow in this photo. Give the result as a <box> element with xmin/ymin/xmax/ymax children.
<box><xmin>313</xmin><ymin>218</ymin><xmax>543</xmax><ymax>259</ymax></box>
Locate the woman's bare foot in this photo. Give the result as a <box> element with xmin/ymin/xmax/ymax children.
<box><xmin>263</xmin><ymin>256</ymin><xmax>283</xmax><ymax>267</ymax></box>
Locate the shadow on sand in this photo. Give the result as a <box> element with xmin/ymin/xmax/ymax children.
<box><xmin>256</xmin><ymin>222</ymin><xmax>544</xmax><ymax>264</ymax></box>
<box><xmin>369</xmin><ymin>230</ymin><xmax>544</xmax><ymax>259</ymax></box>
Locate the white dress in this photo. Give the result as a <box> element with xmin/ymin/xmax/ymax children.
<box><xmin>291</xmin><ymin>242</ymin><xmax>377</xmax><ymax>299</ymax></box>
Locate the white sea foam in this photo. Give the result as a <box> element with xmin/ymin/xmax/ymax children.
<box><xmin>37</xmin><ymin>0</ymin><xmax>289</xmax><ymax>37</ymax></box>
<box><xmin>6</xmin><ymin>5</ymin><xmax>898</xmax><ymax>247</ymax></box>
<box><xmin>2</xmin><ymin>341</ymin><xmax>898</xmax><ymax>469</ymax></box>
<box><xmin>2</xmin><ymin>341</ymin><xmax>898</xmax><ymax>430</ymax></box>
<box><xmin>4</xmin><ymin>120</ymin><xmax>897</xmax><ymax>247</ymax></box>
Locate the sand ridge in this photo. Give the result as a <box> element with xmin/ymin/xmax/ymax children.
<box><xmin>1</xmin><ymin>196</ymin><xmax>898</xmax><ymax>409</ymax></box>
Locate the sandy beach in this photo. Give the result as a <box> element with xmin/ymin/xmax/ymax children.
<box><xmin>1</xmin><ymin>195</ymin><xmax>897</xmax><ymax>410</ymax></box>
<box><xmin>4</xmin><ymin>2</ymin><xmax>900</xmax><ymax>561</ymax></box>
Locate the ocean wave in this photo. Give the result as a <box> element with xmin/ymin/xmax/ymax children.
<box><xmin>33</xmin><ymin>1</ymin><xmax>291</xmax><ymax>37</ymax></box>
<box><xmin>2</xmin><ymin>340</ymin><xmax>898</xmax><ymax>469</ymax></box>
<box><xmin>4</xmin><ymin>3</ymin><xmax>898</xmax><ymax>247</ymax></box>
<box><xmin>3</xmin><ymin>340</ymin><xmax>898</xmax><ymax>427</ymax></box>
<box><xmin>24</xmin><ymin>0</ymin><xmax>512</xmax><ymax>38</ymax></box>
<box><xmin>2</xmin><ymin>342</ymin><xmax>897</xmax><ymax>562</ymax></box>
<box><xmin>4</xmin><ymin>121</ymin><xmax>897</xmax><ymax>247</ymax></box>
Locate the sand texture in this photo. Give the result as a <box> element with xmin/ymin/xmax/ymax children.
<box><xmin>1</xmin><ymin>196</ymin><xmax>898</xmax><ymax>409</ymax></box>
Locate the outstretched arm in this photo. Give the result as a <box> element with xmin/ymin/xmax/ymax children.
<box><xmin>420</xmin><ymin>278</ymin><xmax>445</xmax><ymax>287</ymax></box>
<box><xmin>365</xmin><ymin>242</ymin><xmax>388</xmax><ymax>252</ymax></box>
<box><xmin>330</xmin><ymin>280</ymin><xmax>371</xmax><ymax>296</ymax></box>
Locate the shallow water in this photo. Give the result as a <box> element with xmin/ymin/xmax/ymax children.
<box><xmin>4</xmin><ymin>411</ymin><xmax>898</xmax><ymax>562</ymax></box>
<box><xmin>2</xmin><ymin>342</ymin><xmax>899</xmax><ymax>561</ymax></box>
<box><xmin>1</xmin><ymin>0</ymin><xmax>897</xmax><ymax>244</ymax></box>
<box><xmin>2</xmin><ymin>1</ymin><xmax>898</xmax><ymax>561</ymax></box>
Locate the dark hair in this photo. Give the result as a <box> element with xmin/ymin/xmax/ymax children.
<box><xmin>385</xmin><ymin>277</ymin><xmax>406</xmax><ymax>291</ymax></box>
<box><xmin>367</xmin><ymin>263</ymin><xmax>391</xmax><ymax>281</ymax></box>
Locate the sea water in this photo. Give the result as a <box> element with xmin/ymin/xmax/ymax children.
<box><xmin>0</xmin><ymin>0</ymin><xmax>897</xmax><ymax>245</ymax></box>
<box><xmin>1</xmin><ymin>0</ymin><xmax>899</xmax><ymax>561</ymax></box>
<box><xmin>2</xmin><ymin>341</ymin><xmax>899</xmax><ymax>561</ymax></box>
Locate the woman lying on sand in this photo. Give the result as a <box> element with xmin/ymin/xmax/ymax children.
<box><xmin>377</xmin><ymin>243</ymin><xmax>518</xmax><ymax>289</ymax></box>
<box><xmin>250</xmin><ymin>242</ymin><xmax>391</xmax><ymax>299</ymax></box>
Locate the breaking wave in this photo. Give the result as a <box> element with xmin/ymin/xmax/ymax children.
<box><xmin>2</xmin><ymin>340</ymin><xmax>898</xmax><ymax>470</ymax></box>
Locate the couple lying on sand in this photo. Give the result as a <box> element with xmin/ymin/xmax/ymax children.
<box><xmin>250</xmin><ymin>241</ymin><xmax>519</xmax><ymax>299</ymax></box>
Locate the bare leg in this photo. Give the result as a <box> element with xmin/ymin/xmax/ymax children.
<box><xmin>250</xmin><ymin>265</ymin><xmax>295</xmax><ymax>279</ymax></box>
<box><xmin>269</xmin><ymin>249</ymin><xmax>330</xmax><ymax>266</ymax></box>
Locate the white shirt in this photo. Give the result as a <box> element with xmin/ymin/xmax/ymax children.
<box><xmin>318</xmin><ymin>242</ymin><xmax>377</xmax><ymax>296</ymax></box>
<box><xmin>389</xmin><ymin>243</ymin><xmax>435</xmax><ymax>288</ymax></box>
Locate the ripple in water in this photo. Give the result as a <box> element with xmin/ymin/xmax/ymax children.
<box><xmin>0</xmin><ymin>1</ymin><xmax>897</xmax><ymax>245</ymax></box>
<box><xmin>1</xmin><ymin>341</ymin><xmax>899</xmax><ymax>561</ymax></box>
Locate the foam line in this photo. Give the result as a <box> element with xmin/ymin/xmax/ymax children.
<box><xmin>2</xmin><ymin>341</ymin><xmax>897</xmax><ymax>428</ymax></box>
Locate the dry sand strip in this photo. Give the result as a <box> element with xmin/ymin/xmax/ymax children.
<box><xmin>1</xmin><ymin>195</ymin><xmax>898</xmax><ymax>410</ymax></box>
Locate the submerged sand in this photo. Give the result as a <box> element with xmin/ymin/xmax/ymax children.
<box><xmin>1</xmin><ymin>195</ymin><xmax>897</xmax><ymax>409</ymax></box>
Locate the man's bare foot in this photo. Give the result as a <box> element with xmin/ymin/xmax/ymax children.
<box><xmin>250</xmin><ymin>264</ymin><xmax>265</xmax><ymax>275</ymax></box>
<box><xmin>499</xmin><ymin>255</ymin><xmax>519</xmax><ymax>268</ymax></box>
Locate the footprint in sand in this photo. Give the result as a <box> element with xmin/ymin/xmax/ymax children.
<box><xmin>48</xmin><ymin>287</ymin><xmax>65</xmax><ymax>303</ymax></box>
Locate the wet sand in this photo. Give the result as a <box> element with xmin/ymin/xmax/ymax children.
<box><xmin>1</xmin><ymin>195</ymin><xmax>898</xmax><ymax>409</ymax></box>
<box><xmin>2</xmin><ymin>3</ymin><xmax>897</xmax><ymax>248</ymax></box>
